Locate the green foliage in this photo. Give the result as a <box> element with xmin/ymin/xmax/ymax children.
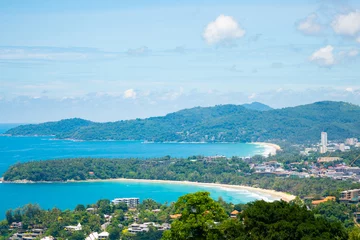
<box><xmin>6</xmin><ymin>101</ymin><xmax>360</xmax><ymax>143</ymax></box>
<box><xmin>313</xmin><ymin>201</ymin><xmax>356</xmax><ymax>228</ymax></box>
<box><xmin>5</xmin><ymin>156</ymin><xmax>360</xmax><ymax>199</ymax></box>
<box><xmin>164</xmin><ymin>192</ymin><xmax>228</xmax><ymax>239</ymax></box>
<box><xmin>241</xmin><ymin>200</ymin><xmax>348</xmax><ymax>240</ymax></box>
<box><xmin>164</xmin><ymin>192</ymin><xmax>349</xmax><ymax>240</ymax></box>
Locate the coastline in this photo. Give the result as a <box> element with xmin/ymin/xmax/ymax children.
<box><xmin>5</xmin><ymin>178</ymin><xmax>295</xmax><ymax>202</ymax></box>
<box><xmin>253</xmin><ymin>142</ymin><xmax>282</xmax><ymax>156</ymax></box>
<box><xmin>77</xmin><ymin>179</ymin><xmax>296</xmax><ymax>202</ymax></box>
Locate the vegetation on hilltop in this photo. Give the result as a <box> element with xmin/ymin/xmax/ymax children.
<box><xmin>4</xmin><ymin>156</ymin><xmax>360</xmax><ymax>198</ymax></box>
<box><xmin>0</xmin><ymin>192</ymin><xmax>353</xmax><ymax>240</ymax></box>
<box><xmin>5</xmin><ymin>101</ymin><xmax>360</xmax><ymax>143</ymax></box>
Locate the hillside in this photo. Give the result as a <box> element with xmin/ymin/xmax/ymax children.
<box><xmin>5</xmin><ymin>101</ymin><xmax>360</xmax><ymax>143</ymax></box>
<box><xmin>241</xmin><ymin>102</ymin><xmax>273</xmax><ymax>111</ymax></box>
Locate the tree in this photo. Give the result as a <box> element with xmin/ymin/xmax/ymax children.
<box><xmin>108</xmin><ymin>226</ymin><xmax>120</xmax><ymax>240</ymax></box>
<box><xmin>162</xmin><ymin>192</ymin><xmax>227</xmax><ymax>240</ymax></box>
<box><xmin>349</xmin><ymin>227</ymin><xmax>360</xmax><ymax>240</ymax></box>
<box><xmin>241</xmin><ymin>200</ymin><xmax>348</xmax><ymax>240</ymax></box>
<box><xmin>75</xmin><ymin>204</ymin><xmax>85</xmax><ymax>212</ymax></box>
<box><xmin>5</xmin><ymin>210</ymin><xmax>13</xmax><ymax>224</ymax></box>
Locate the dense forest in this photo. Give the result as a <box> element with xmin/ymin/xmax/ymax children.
<box><xmin>4</xmin><ymin>156</ymin><xmax>360</xmax><ymax>198</ymax></box>
<box><xmin>5</xmin><ymin>101</ymin><xmax>360</xmax><ymax>143</ymax></box>
<box><xmin>1</xmin><ymin>192</ymin><xmax>356</xmax><ymax>240</ymax></box>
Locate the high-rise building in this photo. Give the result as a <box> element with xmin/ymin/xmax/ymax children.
<box><xmin>320</xmin><ymin>132</ymin><xmax>328</xmax><ymax>153</ymax></box>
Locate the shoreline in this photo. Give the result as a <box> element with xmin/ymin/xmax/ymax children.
<box><xmin>253</xmin><ymin>142</ymin><xmax>282</xmax><ymax>156</ymax></box>
<box><xmin>4</xmin><ymin>178</ymin><xmax>296</xmax><ymax>202</ymax></box>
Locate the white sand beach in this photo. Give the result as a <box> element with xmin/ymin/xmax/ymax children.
<box><xmin>76</xmin><ymin>178</ymin><xmax>296</xmax><ymax>202</ymax></box>
<box><xmin>253</xmin><ymin>142</ymin><xmax>282</xmax><ymax>156</ymax></box>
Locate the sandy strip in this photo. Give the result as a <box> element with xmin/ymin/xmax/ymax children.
<box><xmin>253</xmin><ymin>142</ymin><xmax>282</xmax><ymax>156</ymax></box>
<box><xmin>72</xmin><ymin>178</ymin><xmax>296</xmax><ymax>202</ymax></box>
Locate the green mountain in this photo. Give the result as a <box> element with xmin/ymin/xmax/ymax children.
<box><xmin>241</xmin><ymin>102</ymin><xmax>273</xmax><ymax>111</ymax></box>
<box><xmin>5</xmin><ymin>101</ymin><xmax>360</xmax><ymax>143</ymax></box>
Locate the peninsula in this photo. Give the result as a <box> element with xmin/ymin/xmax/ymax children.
<box><xmin>5</xmin><ymin>101</ymin><xmax>360</xmax><ymax>143</ymax></box>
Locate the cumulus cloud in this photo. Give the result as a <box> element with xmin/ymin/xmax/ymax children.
<box><xmin>332</xmin><ymin>10</ymin><xmax>360</xmax><ymax>36</ymax></box>
<box><xmin>123</xmin><ymin>89</ymin><xmax>137</xmax><ymax>99</ymax></box>
<box><xmin>309</xmin><ymin>45</ymin><xmax>335</xmax><ymax>66</ymax></box>
<box><xmin>203</xmin><ymin>15</ymin><xmax>245</xmax><ymax>45</ymax></box>
<box><xmin>297</xmin><ymin>14</ymin><xmax>323</xmax><ymax>35</ymax></box>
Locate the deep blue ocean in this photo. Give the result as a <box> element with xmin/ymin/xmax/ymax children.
<box><xmin>0</xmin><ymin>124</ymin><xmax>272</xmax><ymax>219</ymax></box>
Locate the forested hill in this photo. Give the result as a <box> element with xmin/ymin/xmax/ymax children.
<box><xmin>5</xmin><ymin>101</ymin><xmax>360</xmax><ymax>143</ymax></box>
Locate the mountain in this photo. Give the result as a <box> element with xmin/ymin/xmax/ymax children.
<box><xmin>241</xmin><ymin>102</ymin><xmax>273</xmax><ymax>111</ymax></box>
<box><xmin>5</xmin><ymin>101</ymin><xmax>360</xmax><ymax>143</ymax></box>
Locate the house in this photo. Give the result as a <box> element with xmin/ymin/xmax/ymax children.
<box><xmin>311</xmin><ymin>196</ymin><xmax>336</xmax><ymax>205</ymax></box>
<box><xmin>98</xmin><ymin>232</ymin><xmax>109</xmax><ymax>239</ymax></box>
<box><xmin>230</xmin><ymin>210</ymin><xmax>239</xmax><ymax>218</ymax></box>
<box><xmin>65</xmin><ymin>223</ymin><xmax>82</xmax><ymax>231</ymax></box>
<box><xmin>128</xmin><ymin>223</ymin><xmax>149</xmax><ymax>234</ymax></box>
<box><xmin>10</xmin><ymin>222</ymin><xmax>22</xmax><ymax>229</ymax></box>
<box><xmin>86</xmin><ymin>232</ymin><xmax>99</xmax><ymax>240</ymax></box>
<box><xmin>152</xmin><ymin>209</ymin><xmax>161</xmax><ymax>213</ymax></box>
<box><xmin>41</xmin><ymin>237</ymin><xmax>54</xmax><ymax>240</ymax></box>
<box><xmin>86</xmin><ymin>207</ymin><xmax>96</xmax><ymax>213</ymax></box>
<box><xmin>340</xmin><ymin>189</ymin><xmax>360</xmax><ymax>203</ymax></box>
<box><xmin>170</xmin><ymin>214</ymin><xmax>182</xmax><ymax>219</ymax></box>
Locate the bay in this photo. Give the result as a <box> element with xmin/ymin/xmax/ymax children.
<box><xmin>0</xmin><ymin>124</ymin><xmax>271</xmax><ymax>219</ymax></box>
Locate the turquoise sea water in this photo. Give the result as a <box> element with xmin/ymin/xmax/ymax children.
<box><xmin>0</xmin><ymin>124</ymin><xmax>271</xmax><ymax>219</ymax></box>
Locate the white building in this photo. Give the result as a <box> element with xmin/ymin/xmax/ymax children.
<box><xmin>65</xmin><ymin>223</ymin><xmax>82</xmax><ymax>231</ymax></box>
<box><xmin>320</xmin><ymin>132</ymin><xmax>328</xmax><ymax>153</ymax></box>
<box><xmin>112</xmin><ymin>198</ymin><xmax>140</xmax><ymax>207</ymax></box>
<box><xmin>86</xmin><ymin>232</ymin><xmax>109</xmax><ymax>240</ymax></box>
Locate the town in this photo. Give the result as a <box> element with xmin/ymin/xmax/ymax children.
<box><xmin>250</xmin><ymin>133</ymin><xmax>360</xmax><ymax>181</ymax></box>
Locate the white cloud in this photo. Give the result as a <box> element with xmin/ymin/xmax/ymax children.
<box><xmin>248</xmin><ymin>93</ymin><xmax>256</xmax><ymax>99</ymax></box>
<box><xmin>123</xmin><ymin>89</ymin><xmax>137</xmax><ymax>99</ymax></box>
<box><xmin>309</xmin><ymin>45</ymin><xmax>335</xmax><ymax>66</ymax></box>
<box><xmin>348</xmin><ymin>49</ymin><xmax>359</xmax><ymax>57</ymax></box>
<box><xmin>127</xmin><ymin>46</ymin><xmax>149</xmax><ymax>56</ymax></box>
<box><xmin>332</xmin><ymin>10</ymin><xmax>360</xmax><ymax>36</ymax></box>
<box><xmin>357</xmin><ymin>37</ymin><xmax>360</xmax><ymax>43</ymax></box>
<box><xmin>297</xmin><ymin>14</ymin><xmax>323</xmax><ymax>35</ymax></box>
<box><xmin>345</xmin><ymin>87</ymin><xmax>354</xmax><ymax>92</ymax></box>
<box><xmin>203</xmin><ymin>15</ymin><xmax>245</xmax><ymax>45</ymax></box>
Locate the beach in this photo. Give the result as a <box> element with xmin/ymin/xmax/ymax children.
<box><xmin>253</xmin><ymin>142</ymin><xmax>282</xmax><ymax>156</ymax></box>
<box><xmin>74</xmin><ymin>178</ymin><xmax>296</xmax><ymax>202</ymax></box>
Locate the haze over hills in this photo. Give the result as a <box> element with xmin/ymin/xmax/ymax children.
<box><xmin>5</xmin><ymin>101</ymin><xmax>360</xmax><ymax>143</ymax></box>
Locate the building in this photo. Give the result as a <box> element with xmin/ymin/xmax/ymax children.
<box><xmin>111</xmin><ymin>198</ymin><xmax>140</xmax><ymax>207</ymax></box>
<box><xmin>98</xmin><ymin>232</ymin><xmax>109</xmax><ymax>239</ymax></box>
<box><xmin>230</xmin><ymin>210</ymin><xmax>239</xmax><ymax>218</ymax></box>
<box><xmin>65</xmin><ymin>223</ymin><xmax>82</xmax><ymax>231</ymax></box>
<box><xmin>127</xmin><ymin>222</ymin><xmax>170</xmax><ymax>234</ymax></box>
<box><xmin>311</xmin><ymin>196</ymin><xmax>336</xmax><ymax>205</ymax></box>
<box><xmin>339</xmin><ymin>143</ymin><xmax>346</xmax><ymax>152</ymax></box>
<box><xmin>317</xmin><ymin>157</ymin><xmax>341</xmax><ymax>163</ymax></box>
<box><xmin>320</xmin><ymin>132</ymin><xmax>328</xmax><ymax>153</ymax></box>
<box><xmin>346</xmin><ymin>138</ymin><xmax>358</xmax><ymax>146</ymax></box>
<box><xmin>340</xmin><ymin>189</ymin><xmax>360</xmax><ymax>203</ymax></box>
<box><xmin>86</xmin><ymin>232</ymin><xmax>99</xmax><ymax>240</ymax></box>
<box><xmin>85</xmin><ymin>232</ymin><xmax>109</xmax><ymax>240</ymax></box>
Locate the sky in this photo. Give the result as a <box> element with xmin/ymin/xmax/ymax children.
<box><xmin>1</xmin><ymin>0</ymin><xmax>360</xmax><ymax>123</ymax></box>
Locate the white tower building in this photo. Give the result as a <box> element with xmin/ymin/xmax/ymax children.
<box><xmin>320</xmin><ymin>132</ymin><xmax>328</xmax><ymax>153</ymax></box>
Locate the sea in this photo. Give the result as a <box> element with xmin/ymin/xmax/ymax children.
<box><xmin>0</xmin><ymin>123</ymin><xmax>275</xmax><ymax>218</ymax></box>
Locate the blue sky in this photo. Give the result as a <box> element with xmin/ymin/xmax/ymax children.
<box><xmin>1</xmin><ymin>0</ymin><xmax>360</xmax><ymax>122</ymax></box>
